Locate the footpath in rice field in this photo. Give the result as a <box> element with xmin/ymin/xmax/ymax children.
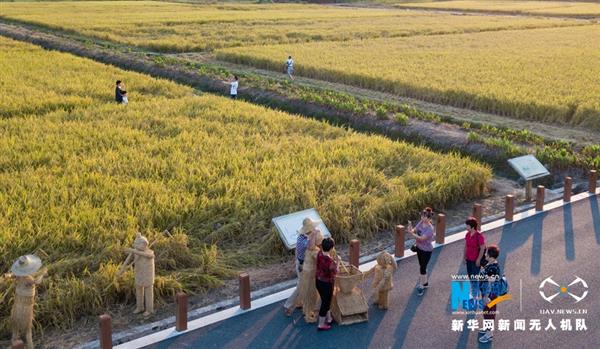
<box><xmin>142</xmin><ymin>193</ymin><xmax>600</xmax><ymax>349</ymax></box>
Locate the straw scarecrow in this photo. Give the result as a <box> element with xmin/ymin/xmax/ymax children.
<box><xmin>299</xmin><ymin>228</ymin><xmax>324</xmax><ymax>323</ymax></box>
<box><xmin>4</xmin><ymin>255</ymin><xmax>47</xmax><ymax>349</ymax></box>
<box><xmin>366</xmin><ymin>251</ymin><xmax>397</xmax><ymax>309</ymax></box>
<box><xmin>284</xmin><ymin>217</ymin><xmax>320</xmax><ymax>316</ymax></box>
<box><xmin>118</xmin><ymin>232</ymin><xmax>155</xmax><ymax>316</ymax></box>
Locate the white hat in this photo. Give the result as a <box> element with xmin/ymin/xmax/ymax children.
<box><xmin>298</xmin><ymin>217</ymin><xmax>321</xmax><ymax>235</ymax></box>
<box><xmin>10</xmin><ymin>255</ymin><xmax>42</xmax><ymax>277</ymax></box>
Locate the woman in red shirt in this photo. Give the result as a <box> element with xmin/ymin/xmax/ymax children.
<box><xmin>464</xmin><ymin>216</ymin><xmax>486</xmax><ymax>297</ymax></box>
<box><xmin>315</xmin><ymin>237</ymin><xmax>338</xmax><ymax>331</ymax></box>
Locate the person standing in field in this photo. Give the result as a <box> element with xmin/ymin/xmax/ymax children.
<box><xmin>115</xmin><ymin>80</ymin><xmax>124</xmax><ymax>103</ymax></box>
<box><xmin>283</xmin><ymin>217</ymin><xmax>318</xmax><ymax>316</ymax></box>
<box><xmin>409</xmin><ymin>207</ymin><xmax>435</xmax><ymax>296</ymax></box>
<box><xmin>228</xmin><ymin>75</ymin><xmax>239</xmax><ymax>99</ymax></box>
<box><xmin>464</xmin><ymin>216</ymin><xmax>486</xmax><ymax>298</ymax></box>
<box><xmin>121</xmin><ymin>90</ymin><xmax>129</xmax><ymax>105</ymax></box>
<box><xmin>285</xmin><ymin>56</ymin><xmax>294</xmax><ymax>80</ymax></box>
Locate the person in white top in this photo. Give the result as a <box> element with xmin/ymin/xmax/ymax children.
<box><xmin>121</xmin><ymin>90</ymin><xmax>128</xmax><ymax>105</ymax></box>
<box><xmin>285</xmin><ymin>56</ymin><xmax>294</xmax><ymax>80</ymax></box>
<box><xmin>228</xmin><ymin>75</ymin><xmax>239</xmax><ymax>99</ymax></box>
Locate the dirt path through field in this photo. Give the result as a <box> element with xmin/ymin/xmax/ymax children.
<box><xmin>0</xmin><ymin>19</ymin><xmax>587</xmax><ymax>349</ymax></box>
<box><xmin>182</xmin><ymin>53</ymin><xmax>598</xmax><ymax>145</ymax></box>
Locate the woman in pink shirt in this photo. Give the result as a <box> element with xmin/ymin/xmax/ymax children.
<box><xmin>409</xmin><ymin>207</ymin><xmax>435</xmax><ymax>296</ymax></box>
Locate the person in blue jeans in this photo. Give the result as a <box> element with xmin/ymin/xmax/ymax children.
<box><xmin>463</xmin><ymin>216</ymin><xmax>486</xmax><ymax>298</ymax></box>
<box><xmin>409</xmin><ymin>207</ymin><xmax>435</xmax><ymax>296</ymax></box>
<box><xmin>479</xmin><ymin>245</ymin><xmax>502</xmax><ymax>343</ymax></box>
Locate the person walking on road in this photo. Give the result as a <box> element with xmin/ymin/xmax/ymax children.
<box><xmin>315</xmin><ymin>237</ymin><xmax>338</xmax><ymax>331</ymax></box>
<box><xmin>464</xmin><ymin>216</ymin><xmax>486</xmax><ymax>298</ymax></box>
<box><xmin>285</xmin><ymin>55</ymin><xmax>294</xmax><ymax>80</ymax></box>
<box><xmin>479</xmin><ymin>245</ymin><xmax>502</xmax><ymax>343</ymax></box>
<box><xmin>284</xmin><ymin>217</ymin><xmax>319</xmax><ymax>316</ymax></box>
<box><xmin>409</xmin><ymin>207</ymin><xmax>435</xmax><ymax>296</ymax></box>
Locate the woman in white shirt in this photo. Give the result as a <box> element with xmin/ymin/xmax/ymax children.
<box><xmin>286</xmin><ymin>56</ymin><xmax>294</xmax><ymax>80</ymax></box>
<box><xmin>229</xmin><ymin>75</ymin><xmax>239</xmax><ymax>99</ymax></box>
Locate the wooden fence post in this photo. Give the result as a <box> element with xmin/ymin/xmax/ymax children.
<box><xmin>239</xmin><ymin>272</ymin><xmax>251</xmax><ymax>310</ymax></box>
<box><xmin>395</xmin><ymin>225</ymin><xmax>405</xmax><ymax>258</ymax></box>
<box><xmin>175</xmin><ymin>292</ymin><xmax>188</xmax><ymax>332</ymax></box>
<box><xmin>435</xmin><ymin>214</ymin><xmax>446</xmax><ymax>244</ymax></box>
<box><xmin>536</xmin><ymin>185</ymin><xmax>545</xmax><ymax>211</ymax></box>
<box><xmin>99</xmin><ymin>314</ymin><xmax>112</xmax><ymax>349</ymax></box>
<box><xmin>505</xmin><ymin>195</ymin><xmax>514</xmax><ymax>221</ymax></box>
<box><xmin>349</xmin><ymin>239</ymin><xmax>360</xmax><ymax>268</ymax></box>
<box><xmin>472</xmin><ymin>204</ymin><xmax>483</xmax><ymax>229</ymax></box>
<box><xmin>563</xmin><ymin>177</ymin><xmax>572</xmax><ymax>202</ymax></box>
<box><xmin>590</xmin><ymin>170</ymin><xmax>598</xmax><ymax>193</ymax></box>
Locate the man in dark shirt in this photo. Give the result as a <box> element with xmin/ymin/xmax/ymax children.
<box><xmin>115</xmin><ymin>80</ymin><xmax>123</xmax><ymax>103</ymax></box>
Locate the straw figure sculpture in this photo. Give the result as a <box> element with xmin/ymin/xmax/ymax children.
<box><xmin>299</xmin><ymin>230</ymin><xmax>324</xmax><ymax>323</ymax></box>
<box><xmin>5</xmin><ymin>255</ymin><xmax>47</xmax><ymax>349</ymax></box>
<box><xmin>118</xmin><ymin>232</ymin><xmax>156</xmax><ymax>316</ymax></box>
<box><xmin>366</xmin><ymin>251</ymin><xmax>397</xmax><ymax>309</ymax></box>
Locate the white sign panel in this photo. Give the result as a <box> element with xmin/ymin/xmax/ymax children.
<box><xmin>272</xmin><ymin>208</ymin><xmax>331</xmax><ymax>250</ymax></box>
<box><xmin>508</xmin><ymin>155</ymin><xmax>550</xmax><ymax>181</ymax></box>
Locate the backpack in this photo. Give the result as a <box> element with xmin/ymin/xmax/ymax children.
<box><xmin>497</xmin><ymin>274</ymin><xmax>509</xmax><ymax>296</ymax></box>
<box><xmin>479</xmin><ymin>263</ymin><xmax>509</xmax><ymax>296</ymax></box>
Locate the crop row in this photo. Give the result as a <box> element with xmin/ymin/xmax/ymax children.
<box><xmin>0</xmin><ymin>1</ymin><xmax>587</xmax><ymax>52</ymax></box>
<box><xmin>217</xmin><ymin>25</ymin><xmax>600</xmax><ymax>131</ymax></box>
<box><xmin>149</xmin><ymin>54</ymin><xmax>599</xmax><ymax>172</ymax></box>
<box><xmin>0</xmin><ymin>37</ymin><xmax>490</xmax><ymax>335</ymax></box>
<box><xmin>393</xmin><ymin>0</ymin><xmax>600</xmax><ymax>17</ymax></box>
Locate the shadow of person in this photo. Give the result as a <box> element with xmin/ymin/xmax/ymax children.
<box><xmin>245</xmin><ymin>272</ymin><xmax>387</xmax><ymax>349</ymax></box>
<box><xmin>392</xmin><ymin>245</ymin><xmax>446</xmax><ymax>348</ymax></box>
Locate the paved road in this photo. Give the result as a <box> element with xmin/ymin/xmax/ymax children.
<box><xmin>146</xmin><ymin>195</ymin><xmax>600</xmax><ymax>349</ymax></box>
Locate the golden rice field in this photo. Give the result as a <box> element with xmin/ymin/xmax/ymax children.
<box><xmin>393</xmin><ymin>0</ymin><xmax>600</xmax><ymax>17</ymax></box>
<box><xmin>0</xmin><ymin>1</ymin><xmax>586</xmax><ymax>51</ymax></box>
<box><xmin>218</xmin><ymin>25</ymin><xmax>600</xmax><ymax>131</ymax></box>
<box><xmin>0</xmin><ymin>37</ymin><xmax>490</xmax><ymax>334</ymax></box>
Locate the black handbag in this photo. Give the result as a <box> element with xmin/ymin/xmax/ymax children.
<box><xmin>409</xmin><ymin>221</ymin><xmax>419</xmax><ymax>252</ymax></box>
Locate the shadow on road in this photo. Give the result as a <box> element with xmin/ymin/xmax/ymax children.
<box><xmin>392</xmin><ymin>244</ymin><xmax>447</xmax><ymax>348</ymax></box>
<box><xmin>497</xmin><ymin>212</ymin><xmax>546</xmax><ymax>276</ymax></box>
<box><xmin>563</xmin><ymin>204</ymin><xmax>575</xmax><ymax>261</ymax></box>
<box><xmin>590</xmin><ymin>195</ymin><xmax>600</xmax><ymax>245</ymax></box>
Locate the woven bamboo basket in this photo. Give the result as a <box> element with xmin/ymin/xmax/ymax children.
<box><xmin>335</xmin><ymin>264</ymin><xmax>363</xmax><ymax>294</ymax></box>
